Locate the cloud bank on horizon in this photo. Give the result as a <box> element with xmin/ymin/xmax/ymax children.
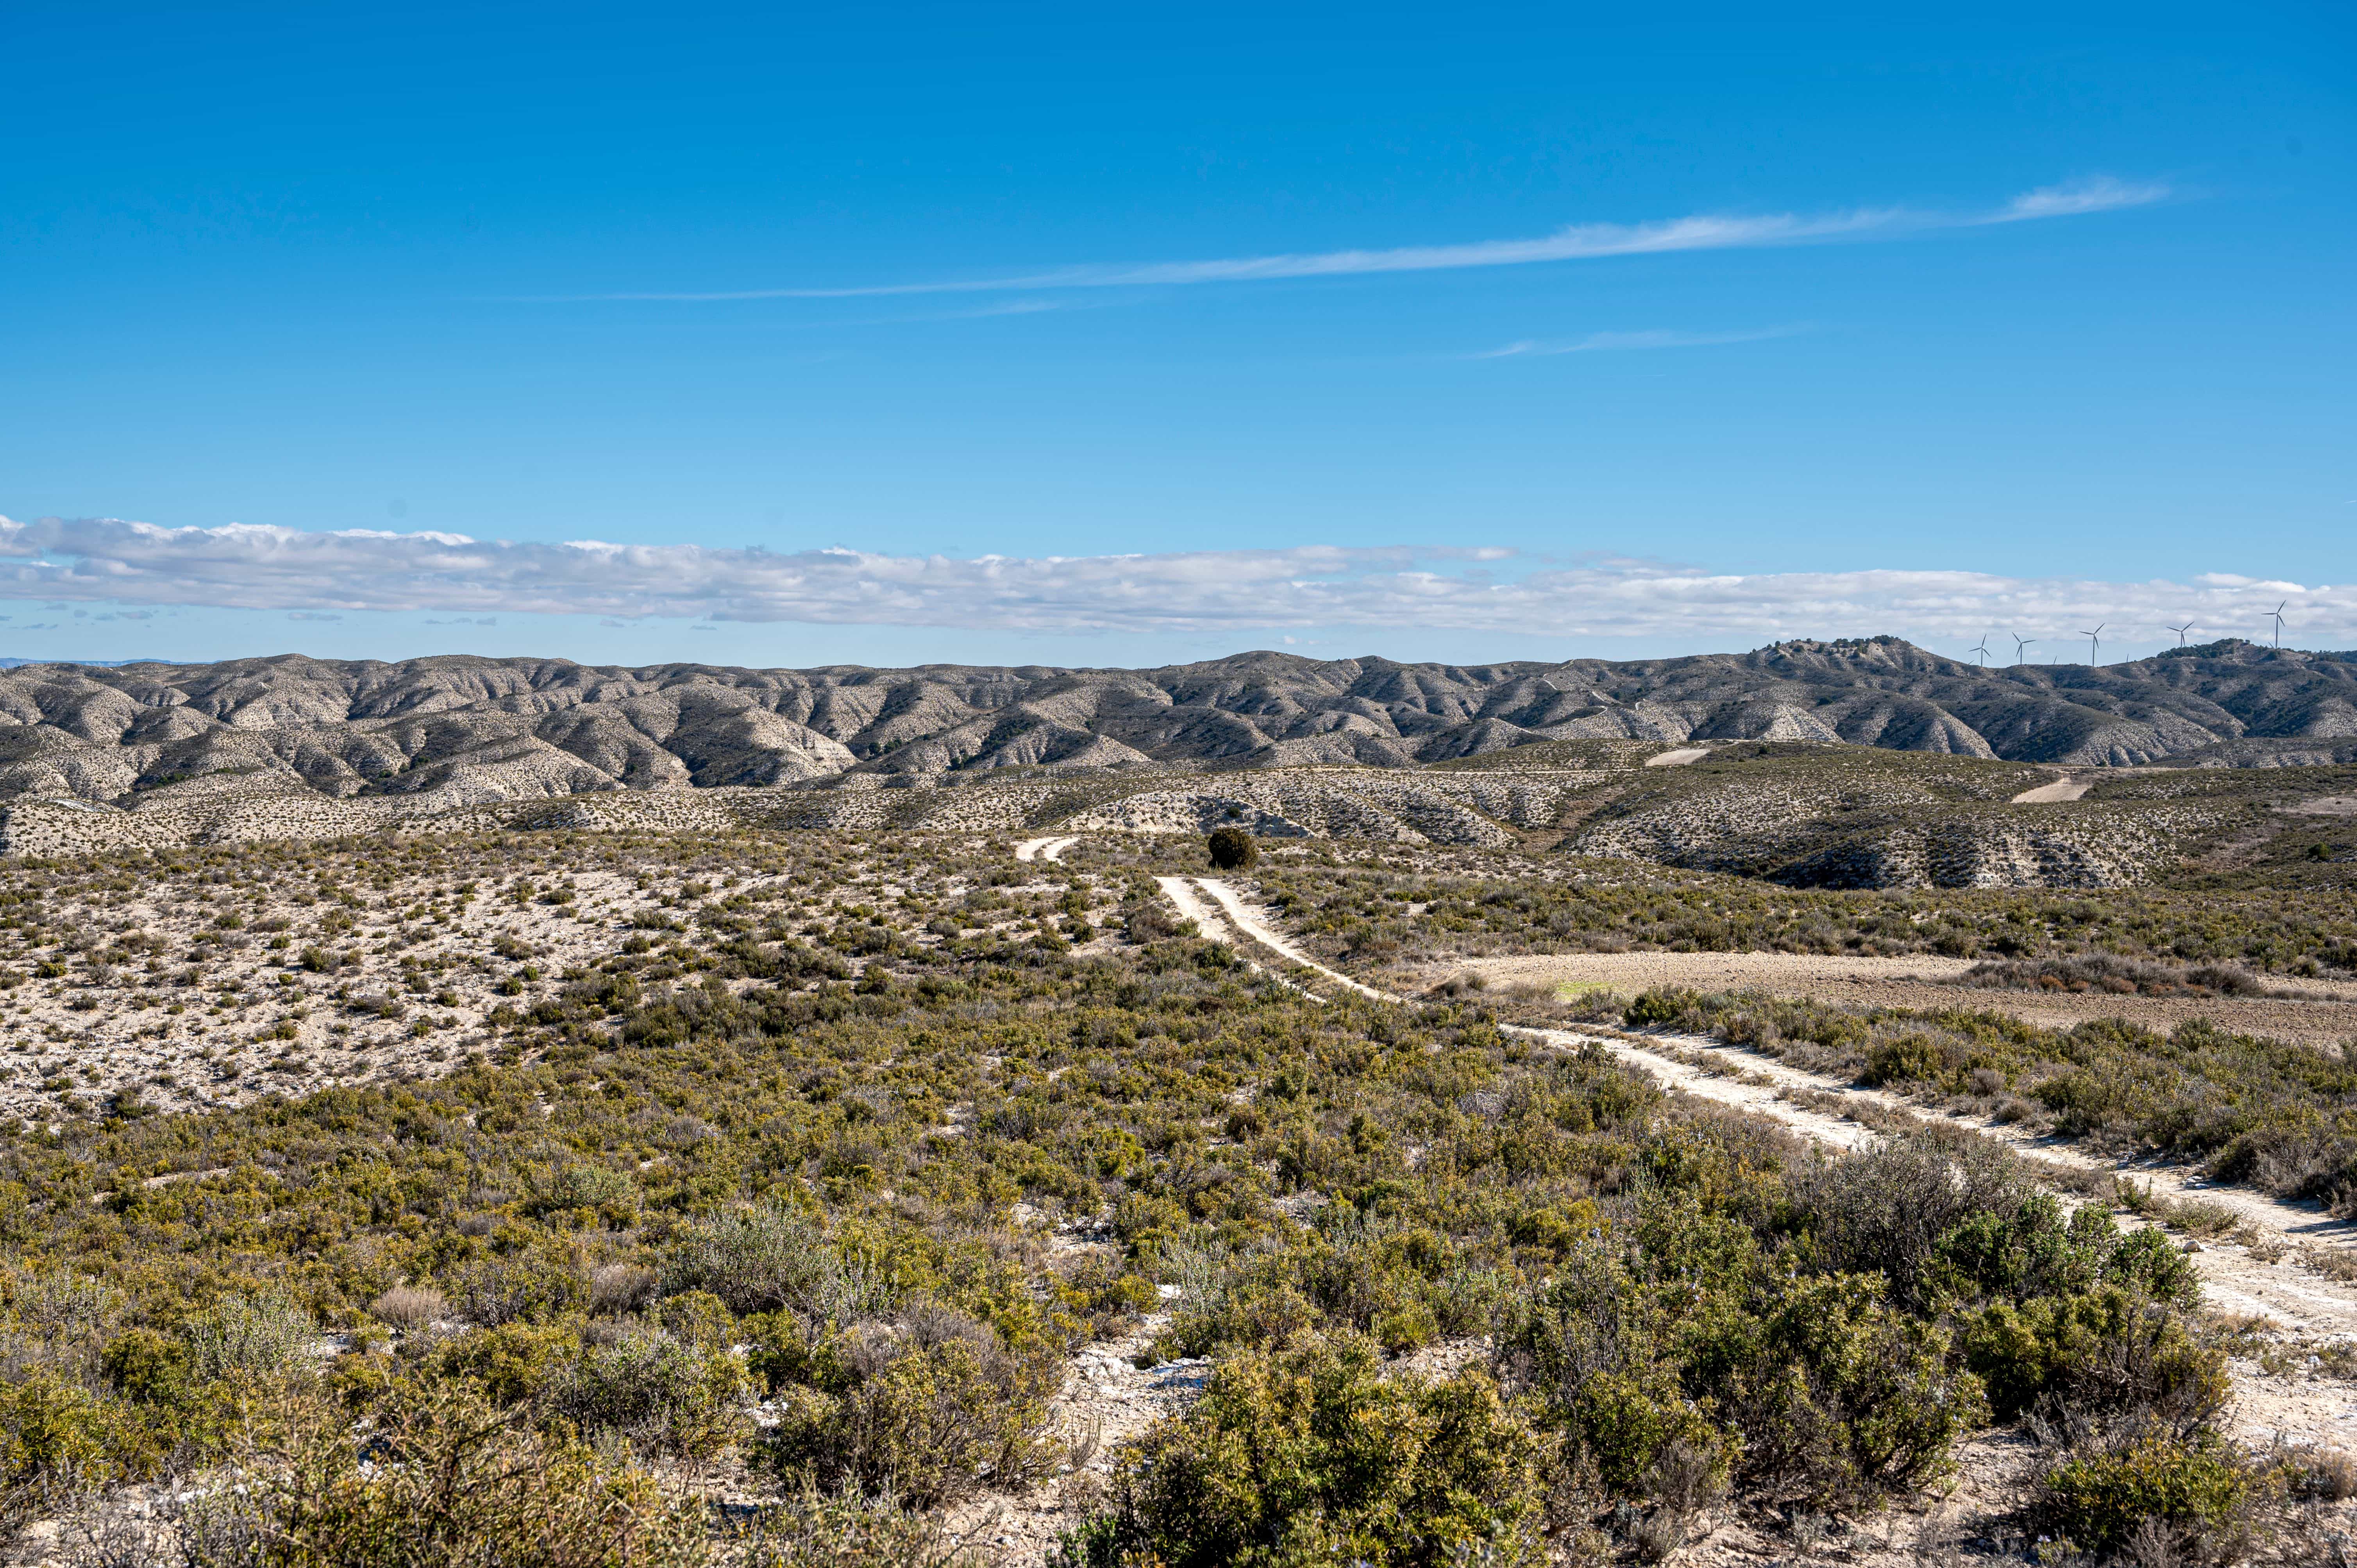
<box><xmin>574</xmin><ymin>177</ymin><xmax>2170</xmax><ymax>301</ymax></box>
<box><xmin>0</xmin><ymin>515</ymin><xmax>2338</xmax><ymax>649</ymax></box>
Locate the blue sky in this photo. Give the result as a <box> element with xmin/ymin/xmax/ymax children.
<box><xmin>2</xmin><ymin>1</ymin><xmax>2350</xmax><ymax>668</ymax></box>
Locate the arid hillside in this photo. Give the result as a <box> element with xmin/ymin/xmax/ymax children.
<box><xmin>0</xmin><ymin>636</ymin><xmax>2353</xmax><ymax>810</ymax></box>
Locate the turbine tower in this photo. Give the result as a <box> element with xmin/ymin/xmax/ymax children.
<box><xmin>2268</xmin><ymin>601</ymin><xmax>2288</xmax><ymax>648</ymax></box>
<box><xmin>2167</xmin><ymin>621</ymin><xmax>2195</xmax><ymax>646</ymax></box>
<box><xmin>1971</xmin><ymin>636</ymin><xmax>1992</xmax><ymax>668</ymax></box>
<box><xmin>2012</xmin><ymin>634</ymin><xmax>2035</xmax><ymax>666</ymax></box>
<box><xmin>2080</xmin><ymin>623</ymin><xmax>2104</xmax><ymax>666</ymax></box>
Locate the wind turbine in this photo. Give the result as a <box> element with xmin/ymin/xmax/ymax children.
<box><xmin>2080</xmin><ymin>623</ymin><xmax>2104</xmax><ymax>666</ymax></box>
<box><xmin>2012</xmin><ymin>634</ymin><xmax>2035</xmax><ymax>666</ymax></box>
<box><xmin>1970</xmin><ymin>635</ymin><xmax>1992</xmax><ymax>668</ymax></box>
<box><xmin>2167</xmin><ymin>621</ymin><xmax>2196</xmax><ymax>646</ymax></box>
<box><xmin>2267</xmin><ymin>601</ymin><xmax>2288</xmax><ymax>648</ymax></box>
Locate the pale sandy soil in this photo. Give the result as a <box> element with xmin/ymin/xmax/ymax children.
<box><xmin>1446</xmin><ymin>950</ymin><xmax>2357</xmax><ymax>1047</ymax></box>
<box><xmin>1644</xmin><ymin>746</ymin><xmax>1712</xmax><ymax>766</ymax></box>
<box><xmin>2009</xmin><ymin>770</ymin><xmax>2095</xmax><ymax>802</ymax></box>
<box><xmin>0</xmin><ymin>833</ymin><xmax>1115</xmax><ymax>1129</ymax></box>
<box><xmin>944</xmin><ymin>1298</ymin><xmax>1209</xmax><ymax>1563</ymax></box>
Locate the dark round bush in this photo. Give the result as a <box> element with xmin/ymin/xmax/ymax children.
<box><xmin>1206</xmin><ymin>826</ymin><xmax>1257</xmax><ymax>870</ymax></box>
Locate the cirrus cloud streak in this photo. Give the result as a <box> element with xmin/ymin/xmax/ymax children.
<box><xmin>570</xmin><ymin>177</ymin><xmax>2171</xmax><ymax>302</ymax></box>
<box><xmin>0</xmin><ymin>514</ymin><xmax>2344</xmax><ymax>649</ymax></box>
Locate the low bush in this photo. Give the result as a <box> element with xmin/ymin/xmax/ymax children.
<box><xmin>765</xmin><ymin>1311</ymin><xmax>1058</xmax><ymax>1509</ymax></box>
<box><xmin>729</xmin><ymin>1484</ymin><xmax>973</xmax><ymax>1568</ymax></box>
<box><xmin>2032</xmin><ymin>1427</ymin><xmax>2258</xmax><ymax>1563</ymax></box>
<box><xmin>173</xmin><ymin>1382</ymin><xmax>706</xmax><ymax>1568</ymax></box>
<box><xmin>663</xmin><ymin>1204</ymin><xmax>838</xmax><ymax>1318</ymax></box>
<box><xmin>185</xmin><ymin>1293</ymin><xmax>315</xmax><ymax>1383</ymax></box>
<box><xmin>1069</xmin><ymin>1333</ymin><xmax>1550</xmax><ymax>1568</ymax></box>
<box><xmin>1959</xmin><ymin>1287</ymin><xmax>2227</xmax><ymax>1425</ymax></box>
<box><xmin>547</xmin><ymin>1328</ymin><xmax>751</xmax><ymax>1463</ymax></box>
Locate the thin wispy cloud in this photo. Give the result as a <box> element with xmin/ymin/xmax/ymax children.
<box><xmin>572</xmin><ymin>178</ymin><xmax>2169</xmax><ymax>302</ymax></box>
<box><xmin>1472</xmin><ymin>326</ymin><xmax>1811</xmax><ymax>359</ymax></box>
<box><xmin>0</xmin><ymin>514</ymin><xmax>2340</xmax><ymax>648</ymax></box>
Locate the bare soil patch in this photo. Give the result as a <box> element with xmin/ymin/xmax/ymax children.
<box><xmin>2010</xmin><ymin>770</ymin><xmax>2095</xmax><ymax>803</ymax></box>
<box><xmin>1451</xmin><ymin>950</ymin><xmax>2357</xmax><ymax>1047</ymax></box>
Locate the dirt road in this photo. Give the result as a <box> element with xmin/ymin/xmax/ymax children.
<box><xmin>1168</xmin><ymin>870</ymin><xmax>2357</xmax><ymax>1341</ymax></box>
<box><xmin>977</xmin><ymin>839</ymin><xmax>2357</xmax><ymax>1561</ymax></box>
<box><xmin>1451</xmin><ymin>950</ymin><xmax>2357</xmax><ymax>1048</ymax></box>
<box><xmin>2010</xmin><ymin>771</ymin><xmax>2094</xmax><ymax>803</ymax></box>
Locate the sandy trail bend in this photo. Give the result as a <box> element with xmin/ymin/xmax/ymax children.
<box><xmin>1154</xmin><ymin>877</ymin><xmax>1233</xmax><ymax>940</ymax></box>
<box><xmin>1190</xmin><ymin>879</ymin><xmax>1389</xmax><ymax>999</ymax></box>
<box><xmin>1013</xmin><ymin>841</ymin><xmax>2357</xmax><ymax>1484</ymax></box>
<box><xmin>1184</xmin><ymin>870</ymin><xmax>2357</xmax><ymax>1341</ymax></box>
<box><xmin>1460</xmin><ymin>950</ymin><xmax>2357</xmax><ymax>1048</ymax></box>
<box><xmin>1013</xmin><ymin>836</ymin><xmax>1078</xmax><ymax>862</ymax></box>
<box><xmin>2010</xmin><ymin>771</ymin><xmax>2094</xmax><ymax>803</ymax></box>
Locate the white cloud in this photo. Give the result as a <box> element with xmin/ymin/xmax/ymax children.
<box><xmin>1990</xmin><ymin>177</ymin><xmax>2174</xmax><ymax>223</ymax></box>
<box><xmin>1472</xmin><ymin>326</ymin><xmax>1810</xmax><ymax>359</ymax></box>
<box><xmin>0</xmin><ymin>515</ymin><xmax>2347</xmax><ymax>648</ymax></box>
<box><xmin>577</xmin><ymin>179</ymin><xmax>2171</xmax><ymax>302</ymax></box>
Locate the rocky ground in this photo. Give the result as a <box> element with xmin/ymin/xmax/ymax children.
<box><xmin>0</xmin><ymin>828</ymin><xmax>1120</xmax><ymax>1129</ymax></box>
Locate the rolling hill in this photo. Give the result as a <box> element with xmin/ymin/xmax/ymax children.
<box><xmin>0</xmin><ymin>635</ymin><xmax>2351</xmax><ymax>811</ymax></box>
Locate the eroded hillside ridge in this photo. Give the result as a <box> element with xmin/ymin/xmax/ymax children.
<box><xmin>0</xmin><ymin>636</ymin><xmax>2352</xmax><ymax>810</ymax></box>
<box><xmin>0</xmin><ymin>769</ymin><xmax>1552</xmax><ymax>859</ymax></box>
<box><xmin>1569</xmin><ymin>751</ymin><xmax>2226</xmax><ymax>889</ymax></box>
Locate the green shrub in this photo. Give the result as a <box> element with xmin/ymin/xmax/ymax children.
<box><xmin>1958</xmin><ymin>1287</ymin><xmax>2227</xmax><ymax>1423</ymax></box>
<box><xmin>663</xmin><ymin>1204</ymin><xmax>841</xmax><ymax>1317</ymax></box>
<box><xmin>1622</xmin><ymin>988</ymin><xmax>1702</xmax><ymax>1030</ymax></box>
<box><xmin>0</xmin><ymin>1373</ymin><xmax>131</xmax><ymax>1528</ymax></box>
<box><xmin>1861</xmin><ymin>1032</ymin><xmax>1992</xmax><ymax>1091</ymax></box>
<box><xmin>1496</xmin><ymin>1244</ymin><xmax>1726</xmax><ymax>1495</ymax></box>
<box><xmin>450</xmin><ymin>1238</ymin><xmax>589</xmax><ymax>1325</ymax></box>
<box><xmin>765</xmin><ymin>1314</ymin><xmax>1058</xmax><ymax>1508</ymax></box>
<box><xmin>654</xmin><ymin>1289</ymin><xmax>739</xmax><ymax>1350</ymax></box>
<box><xmin>1074</xmin><ymin>1332</ymin><xmax>1549</xmax><ymax>1568</ymax></box>
<box><xmin>186</xmin><ymin>1291</ymin><xmax>316</xmax><ymax>1382</ymax></box>
<box><xmin>1718</xmin><ymin>1274</ymin><xmax>1986</xmax><ymax>1505</ymax></box>
<box><xmin>101</xmin><ymin>1328</ymin><xmax>194</xmax><ymax>1407</ymax></box>
<box><xmin>1929</xmin><ymin>1195</ymin><xmax>2199</xmax><ymax>1309</ymax></box>
<box><xmin>2035</xmin><ymin>1430</ymin><xmax>2255</xmax><ymax>1560</ymax></box>
<box><xmin>1205</xmin><ymin>827</ymin><xmax>1257</xmax><ymax>872</ymax></box>
<box><xmin>423</xmin><ymin>1322</ymin><xmax>579</xmax><ymax>1405</ymax></box>
<box><xmin>547</xmin><ymin>1329</ymin><xmax>751</xmax><ymax>1461</ymax></box>
<box><xmin>175</xmin><ymin>1381</ymin><xmax>706</xmax><ymax>1568</ymax></box>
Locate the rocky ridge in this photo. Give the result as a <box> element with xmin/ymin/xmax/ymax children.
<box><xmin>4</xmin><ymin>745</ymin><xmax>2315</xmax><ymax>892</ymax></box>
<box><xmin>0</xmin><ymin>637</ymin><xmax>2351</xmax><ymax>816</ymax></box>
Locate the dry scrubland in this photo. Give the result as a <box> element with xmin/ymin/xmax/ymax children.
<box><xmin>2</xmin><ymin>743</ymin><xmax>2357</xmax><ymax>1566</ymax></box>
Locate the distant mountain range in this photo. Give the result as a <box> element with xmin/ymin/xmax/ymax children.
<box><xmin>0</xmin><ymin>636</ymin><xmax>2352</xmax><ymax>806</ymax></box>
